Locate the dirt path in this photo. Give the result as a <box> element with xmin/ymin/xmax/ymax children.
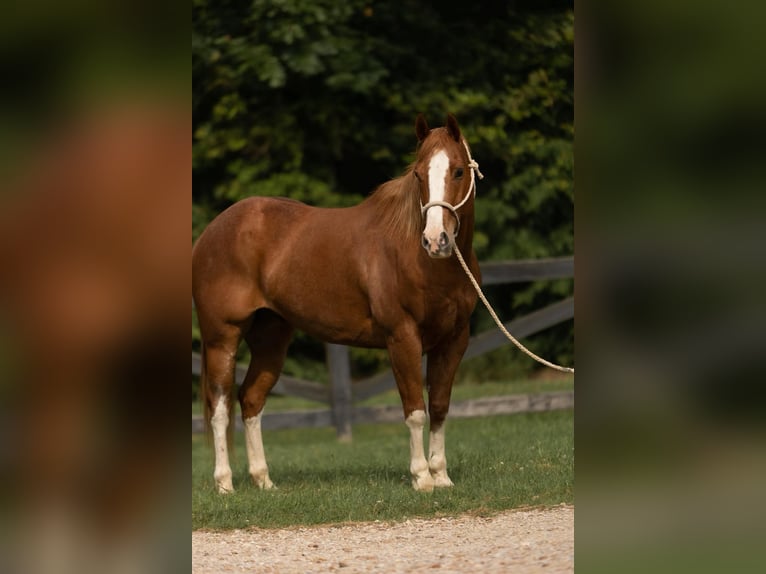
<box><xmin>192</xmin><ymin>504</ymin><xmax>573</xmax><ymax>573</ymax></box>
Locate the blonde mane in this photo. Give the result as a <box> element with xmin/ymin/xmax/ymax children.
<box><xmin>365</xmin><ymin>164</ymin><xmax>422</xmax><ymax>241</ymax></box>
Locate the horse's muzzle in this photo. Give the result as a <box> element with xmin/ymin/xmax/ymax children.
<box><xmin>421</xmin><ymin>231</ymin><xmax>453</xmax><ymax>258</ymax></box>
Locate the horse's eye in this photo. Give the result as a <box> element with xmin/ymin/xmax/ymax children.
<box><xmin>455</xmin><ymin>168</ymin><xmax>464</xmax><ymax>178</ymax></box>
<box><xmin>414</xmin><ymin>170</ymin><xmax>421</xmax><ymax>181</ymax></box>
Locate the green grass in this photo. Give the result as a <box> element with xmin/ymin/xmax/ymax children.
<box><xmin>192</xmin><ymin>409</ymin><xmax>573</xmax><ymax>530</ymax></box>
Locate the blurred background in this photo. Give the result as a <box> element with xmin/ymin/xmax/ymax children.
<box><xmin>579</xmin><ymin>0</ymin><xmax>766</xmax><ymax>572</ymax></box>
<box><xmin>192</xmin><ymin>0</ymin><xmax>575</xmax><ymax>390</ymax></box>
<box><xmin>0</xmin><ymin>1</ymin><xmax>188</xmax><ymax>573</ymax></box>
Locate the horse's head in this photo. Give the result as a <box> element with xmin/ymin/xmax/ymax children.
<box><xmin>413</xmin><ymin>114</ymin><xmax>478</xmax><ymax>258</ymax></box>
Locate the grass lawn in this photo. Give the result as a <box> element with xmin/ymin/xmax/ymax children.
<box><xmin>192</xmin><ymin>408</ymin><xmax>573</xmax><ymax>530</ymax></box>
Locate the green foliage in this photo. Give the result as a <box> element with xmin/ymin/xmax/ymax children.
<box><xmin>192</xmin><ymin>410</ymin><xmax>573</xmax><ymax>529</ymax></box>
<box><xmin>192</xmin><ymin>0</ymin><xmax>574</xmax><ymax>379</ymax></box>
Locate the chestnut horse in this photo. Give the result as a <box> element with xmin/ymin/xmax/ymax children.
<box><xmin>192</xmin><ymin>114</ymin><xmax>481</xmax><ymax>492</ymax></box>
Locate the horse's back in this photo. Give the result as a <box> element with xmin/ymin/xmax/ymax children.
<box><xmin>194</xmin><ymin>195</ymin><xmax>308</xmax><ymax>257</ymax></box>
<box><xmin>192</xmin><ymin>195</ymin><xmax>391</xmax><ymax>344</ymax></box>
<box><xmin>198</xmin><ymin>195</ymin><xmax>304</xmax><ymax>237</ymax></box>
<box><xmin>192</xmin><ymin>197</ymin><xmax>310</xmax><ymax>323</ymax></box>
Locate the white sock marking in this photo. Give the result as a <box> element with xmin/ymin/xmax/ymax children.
<box><xmin>210</xmin><ymin>396</ymin><xmax>233</xmax><ymax>493</ymax></box>
<box><xmin>429</xmin><ymin>424</ymin><xmax>453</xmax><ymax>487</ymax></box>
<box><xmin>244</xmin><ymin>413</ymin><xmax>274</xmax><ymax>489</ymax></box>
<box><xmin>405</xmin><ymin>409</ymin><xmax>434</xmax><ymax>491</ymax></box>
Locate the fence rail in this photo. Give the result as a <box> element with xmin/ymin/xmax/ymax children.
<box><xmin>191</xmin><ymin>391</ymin><xmax>574</xmax><ymax>433</ymax></box>
<box><xmin>192</xmin><ymin>256</ymin><xmax>574</xmax><ymax>436</ymax></box>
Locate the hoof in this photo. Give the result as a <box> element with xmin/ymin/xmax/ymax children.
<box><xmin>412</xmin><ymin>473</ymin><xmax>435</xmax><ymax>492</ymax></box>
<box><xmin>251</xmin><ymin>472</ymin><xmax>275</xmax><ymax>490</ymax></box>
<box><xmin>216</xmin><ymin>481</ymin><xmax>234</xmax><ymax>494</ymax></box>
<box><xmin>432</xmin><ymin>472</ymin><xmax>454</xmax><ymax>488</ymax></box>
<box><xmin>215</xmin><ymin>471</ymin><xmax>234</xmax><ymax>494</ymax></box>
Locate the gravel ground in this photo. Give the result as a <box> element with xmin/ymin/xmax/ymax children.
<box><xmin>192</xmin><ymin>504</ymin><xmax>573</xmax><ymax>573</ymax></box>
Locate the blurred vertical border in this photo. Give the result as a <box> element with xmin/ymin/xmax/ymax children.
<box><xmin>578</xmin><ymin>0</ymin><xmax>766</xmax><ymax>572</ymax></box>
<box><xmin>0</xmin><ymin>1</ymin><xmax>188</xmax><ymax>573</ymax></box>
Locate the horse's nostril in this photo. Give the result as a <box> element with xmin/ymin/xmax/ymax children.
<box><xmin>421</xmin><ymin>235</ymin><xmax>430</xmax><ymax>249</ymax></box>
<box><xmin>438</xmin><ymin>231</ymin><xmax>449</xmax><ymax>247</ymax></box>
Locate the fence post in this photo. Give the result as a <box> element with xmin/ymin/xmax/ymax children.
<box><xmin>326</xmin><ymin>343</ymin><xmax>353</xmax><ymax>442</ymax></box>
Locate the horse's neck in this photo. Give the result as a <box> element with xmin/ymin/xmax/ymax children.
<box><xmin>363</xmin><ymin>174</ymin><xmax>422</xmax><ymax>242</ymax></box>
<box><xmin>454</xmin><ymin>206</ymin><xmax>475</xmax><ymax>254</ymax></box>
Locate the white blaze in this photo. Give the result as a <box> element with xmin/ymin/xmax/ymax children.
<box><xmin>423</xmin><ymin>150</ymin><xmax>450</xmax><ymax>240</ymax></box>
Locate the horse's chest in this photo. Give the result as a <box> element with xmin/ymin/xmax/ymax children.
<box><xmin>424</xmin><ymin>300</ymin><xmax>457</xmax><ymax>331</ymax></box>
<box><xmin>421</xmin><ymin>288</ymin><xmax>472</xmax><ymax>340</ymax></box>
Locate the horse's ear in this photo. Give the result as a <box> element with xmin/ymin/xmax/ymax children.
<box><xmin>446</xmin><ymin>114</ymin><xmax>461</xmax><ymax>142</ymax></box>
<box><xmin>415</xmin><ymin>114</ymin><xmax>430</xmax><ymax>142</ymax></box>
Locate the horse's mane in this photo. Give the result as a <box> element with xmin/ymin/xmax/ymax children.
<box><xmin>365</xmin><ymin>164</ymin><xmax>422</xmax><ymax>241</ymax></box>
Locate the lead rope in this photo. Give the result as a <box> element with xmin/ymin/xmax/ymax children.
<box><xmin>454</xmin><ymin>245</ymin><xmax>574</xmax><ymax>374</ymax></box>
<box><xmin>456</xmin><ymin>141</ymin><xmax>575</xmax><ymax>375</ymax></box>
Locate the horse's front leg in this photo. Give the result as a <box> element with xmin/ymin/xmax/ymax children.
<box><xmin>387</xmin><ymin>325</ymin><xmax>432</xmax><ymax>492</ymax></box>
<box><xmin>426</xmin><ymin>326</ymin><xmax>470</xmax><ymax>488</ymax></box>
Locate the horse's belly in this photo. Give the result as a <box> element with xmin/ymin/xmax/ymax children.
<box><xmin>315</xmin><ymin>325</ymin><xmax>387</xmax><ymax>349</ymax></box>
<box><xmin>270</xmin><ymin>297</ymin><xmax>387</xmax><ymax>349</ymax></box>
<box><xmin>295</xmin><ymin>315</ymin><xmax>387</xmax><ymax>348</ymax></box>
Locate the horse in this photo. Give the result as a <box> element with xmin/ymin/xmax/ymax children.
<box><xmin>192</xmin><ymin>114</ymin><xmax>482</xmax><ymax>493</ymax></box>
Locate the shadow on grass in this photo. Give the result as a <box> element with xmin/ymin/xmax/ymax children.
<box><xmin>193</xmin><ymin>411</ymin><xmax>573</xmax><ymax>529</ymax></box>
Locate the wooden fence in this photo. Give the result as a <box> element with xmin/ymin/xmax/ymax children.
<box><xmin>192</xmin><ymin>256</ymin><xmax>574</xmax><ymax>438</ymax></box>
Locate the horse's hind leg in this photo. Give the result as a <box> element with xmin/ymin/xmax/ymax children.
<box><xmin>201</xmin><ymin>326</ymin><xmax>242</xmax><ymax>493</ymax></box>
<box><xmin>239</xmin><ymin>310</ymin><xmax>294</xmax><ymax>489</ymax></box>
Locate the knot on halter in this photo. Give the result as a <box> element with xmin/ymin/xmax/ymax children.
<box><xmin>468</xmin><ymin>157</ymin><xmax>484</xmax><ymax>180</ymax></box>
<box><xmin>463</xmin><ymin>138</ymin><xmax>484</xmax><ymax>181</ymax></box>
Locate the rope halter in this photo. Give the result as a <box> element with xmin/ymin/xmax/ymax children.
<box><xmin>420</xmin><ymin>139</ymin><xmax>484</xmax><ymax>236</ymax></box>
